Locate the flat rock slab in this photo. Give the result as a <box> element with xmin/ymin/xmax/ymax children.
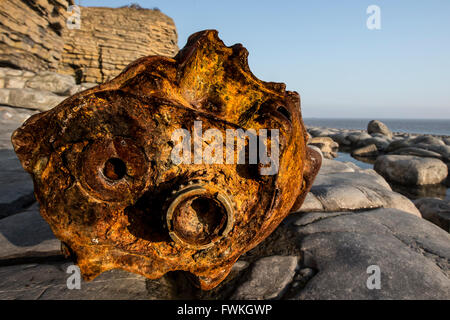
<box><xmin>0</xmin><ymin>262</ymin><xmax>156</xmax><ymax>300</ymax></box>
<box><xmin>0</xmin><ymin>203</ymin><xmax>60</xmax><ymax>261</ymax></box>
<box><xmin>297</xmin><ymin>160</ymin><xmax>420</xmax><ymax>216</ymax></box>
<box><xmin>0</xmin><ymin>149</ymin><xmax>35</xmax><ymax>218</ymax></box>
<box><xmin>288</xmin><ymin>208</ymin><xmax>450</xmax><ymax>299</ymax></box>
<box><xmin>231</xmin><ymin>256</ymin><xmax>299</xmax><ymax>300</ymax></box>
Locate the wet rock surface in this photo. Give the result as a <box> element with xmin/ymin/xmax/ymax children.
<box><xmin>414</xmin><ymin>198</ymin><xmax>450</xmax><ymax>232</ymax></box>
<box><xmin>375</xmin><ymin>155</ymin><xmax>448</xmax><ymax>186</ymax></box>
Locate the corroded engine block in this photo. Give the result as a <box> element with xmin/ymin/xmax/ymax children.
<box><xmin>11</xmin><ymin>30</ymin><xmax>321</xmax><ymax>290</ymax></box>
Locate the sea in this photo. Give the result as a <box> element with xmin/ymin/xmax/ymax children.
<box><xmin>303</xmin><ymin>118</ymin><xmax>450</xmax><ymax>136</ymax></box>
<box><xmin>303</xmin><ymin>118</ymin><xmax>450</xmax><ymax>201</ymax></box>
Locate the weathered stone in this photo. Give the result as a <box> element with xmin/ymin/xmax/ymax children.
<box><xmin>386</xmin><ymin>138</ymin><xmax>450</xmax><ymax>162</ymax></box>
<box><xmin>0</xmin><ymin>262</ymin><xmax>158</xmax><ymax>300</ymax></box>
<box><xmin>296</xmin><ymin>159</ymin><xmax>421</xmax><ymax>216</ymax></box>
<box><xmin>389</xmin><ymin>147</ymin><xmax>443</xmax><ymax>159</ymax></box>
<box><xmin>368</xmin><ymin>120</ymin><xmax>392</xmax><ymax>138</ymax></box>
<box><xmin>443</xmin><ymin>137</ymin><xmax>450</xmax><ymax>146</ymax></box>
<box><xmin>410</xmin><ymin>135</ymin><xmax>445</xmax><ymax>146</ymax></box>
<box><xmin>59</xmin><ymin>7</ymin><xmax>178</xmax><ymax>83</ymax></box>
<box><xmin>356</xmin><ymin>136</ymin><xmax>390</xmax><ymax>151</ymax></box>
<box><xmin>375</xmin><ymin>155</ymin><xmax>448</xmax><ymax>186</ymax></box>
<box><xmin>414</xmin><ymin>198</ymin><xmax>450</xmax><ymax>232</ymax></box>
<box><xmin>231</xmin><ymin>256</ymin><xmax>299</xmax><ymax>300</ymax></box>
<box><xmin>308</xmin><ymin>136</ymin><xmax>338</xmax><ymax>159</ymax></box>
<box><xmin>1</xmin><ymin>88</ymin><xmax>66</xmax><ymax>111</ymax></box>
<box><xmin>289</xmin><ymin>208</ymin><xmax>450</xmax><ymax>299</ymax></box>
<box><xmin>347</xmin><ymin>131</ymin><xmax>372</xmax><ymax>145</ymax></box>
<box><xmin>0</xmin><ymin>203</ymin><xmax>60</xmax><ymax>261</ymax></box>
<box><xmin>414</xmin><ymin>144</ymin><xmax>450</xmax><ymax>163</ymax></box>
<box><xmin>0</xmin><ymin>0</ymin><xmax>73</xmax><ymax>72</ymax></box>
<box><xmin>298</xmin><ymin>192</ymin><xmax>324</xmax><ymax>212</ymax></box>
<box><xmin>318</xmin><ymin>158</ymin><xmax>356</xmax><ymax>174</ymax></box>
<box><xmin>308</xmin><ymin>127</ymin><xmax>334</xmax><ymax>138</ymax></box>
<box><xmin>385</xmin><ymin>138</ymin><xmax>411</xmax><ymax>153</ymax></box>
<box><xmin>351</xmin><ymin>144</ymin><xmax>378</xmax><ymax>157</ymax></box>
<box><xmin>25</xmin><ymin>72</ymin><xmax>75</xmax><ymax>95</ymax></box>
<box><xmin>330</xmin><ymin>132</ymin><xmax>351</xmax><ymax>146</ymax></box>
<box><xmin>4</xmin><ymin>77</ymin><xmax>27</xmax><ymax>89</ymax></box>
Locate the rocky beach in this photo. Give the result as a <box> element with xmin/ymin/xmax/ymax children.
<box><xmin>0</xmin><ymin>66</ymin><xmax>449</xmax><ymax>299</ymax></box>
<box><xmin>0</xmin><ymin>1</ymin><xmax>449</xmax><ymax>300</ymax></box>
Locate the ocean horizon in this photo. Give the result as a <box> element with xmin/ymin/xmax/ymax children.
<box><xmin>303</xmin><ymin>118</ymin><xmax>450</xmax><ymax>136</ymax></box>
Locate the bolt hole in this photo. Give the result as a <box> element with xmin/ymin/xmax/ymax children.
<box><xmin>103</xmin><ymin>158</ymin><xmax>126</xmax><ymax>180</ymax></box>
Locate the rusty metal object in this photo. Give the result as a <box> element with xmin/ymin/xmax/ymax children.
<box><xmin>11</xmin><ymin>30</ymin><xmax>321</xmax><ymax>290</ymax></box>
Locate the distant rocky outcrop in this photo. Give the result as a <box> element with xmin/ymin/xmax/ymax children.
<box><xmin>368</xmin><ymin>119</ymin><xmax>392</xmax><ymax>138</ymax></box>
<box><xmin>0</xmin><ymin>2</ymin><xmax>178</xmax><ymax>84</ymax></box>
<box><xmin>59</xmin><ymin>6</ymin><xmax>178</xmax><ymax>83</ymax></box>
<box><xmin>0</xmin><ymin>0</ymin><xmax>74</xmax><ymax>72</ymax></box>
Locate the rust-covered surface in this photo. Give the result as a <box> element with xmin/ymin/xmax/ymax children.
<box><xmin>11</xmin><ymin>30</ymin><xmax>321</xmax><ymax>290</ymax></box>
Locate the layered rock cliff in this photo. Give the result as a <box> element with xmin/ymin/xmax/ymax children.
<box><xmin>0</xmin><ymin>2</ymin><xmax>178</xmax><ymax>83</ymax></box>
<box><xmin>0</xmin><ymin>0</ymin><xmax>74</xmax><ymax>72</ymax></box>
<box><xmin>59</xmin><ymin>6</ymin><xmax>178</xmax><ymax>83</ymax></box>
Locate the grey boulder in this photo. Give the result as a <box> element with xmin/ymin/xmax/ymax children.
<box><xmin>375</xmin><ymin>155</ymin><xmax>448</xmax><ymax>185</ymax></box>
<box><xmin>308</xmin><ymin>137</ymin><xmax>339</xmax><ymax>159</ymax></box>
<box><xmin>414</xmin><ymin>198</ymin><xmax>450</xmax><ymax>233</ymax></box>
<box><xmin>351</xmin><ymin>144</ymin><xmax>378</xmax><ymax>157</ymax></box>
<box><xmin>368</xmin><ymin>120</ymin><xmax>392</xmax><ymax>138</ymax></box>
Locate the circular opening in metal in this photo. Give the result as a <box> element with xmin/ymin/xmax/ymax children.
<box><xmin>166</xmin><ymin>185</ymin><xmax>234</xmax><ymax>249</ymax></box>
<box><xmin>172</xmin><ymin>196</ymin><xmax>227</xmax><ymax>246</ymax></box>
<box><xmin>103</xmin><ymin>158</ymin><xmax>126</xmax><ymax>180</ymax></box>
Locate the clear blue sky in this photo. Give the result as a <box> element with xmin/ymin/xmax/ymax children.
<box><xmin>79</xmin><ymin>0</ymin><xmax>450</xmax><ymax>119</ymax></box>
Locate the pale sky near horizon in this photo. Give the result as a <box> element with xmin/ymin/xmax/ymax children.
<box><xmin>79</xmin><ymin>0</ymin><xmax>450</xmax><ymax>119</ymax></box>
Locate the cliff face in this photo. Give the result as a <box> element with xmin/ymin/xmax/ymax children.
<box><xmin>59</xmin><ymin>7</ymin><xmax>178</xmax><ymax>83</ymax></box>
<box><xmin>0</xmin><ymin>3</ymin><xmax>178</xmax><ymax>84</ymax></box>
<box><xmin>0</xmin><ymin>0</ymin><xmax>74</xmax><ymax>72</ymax></box>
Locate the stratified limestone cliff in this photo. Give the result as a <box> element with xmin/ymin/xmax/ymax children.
<box><xmin>0</xmin><ymin>0</ymin><xmax>74</xmax><ymax>72</ymax></box>
<box><xmin>59</xmin><ymin>6</ymin><xmax>178</xmax><ymax>83</ymax></box>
